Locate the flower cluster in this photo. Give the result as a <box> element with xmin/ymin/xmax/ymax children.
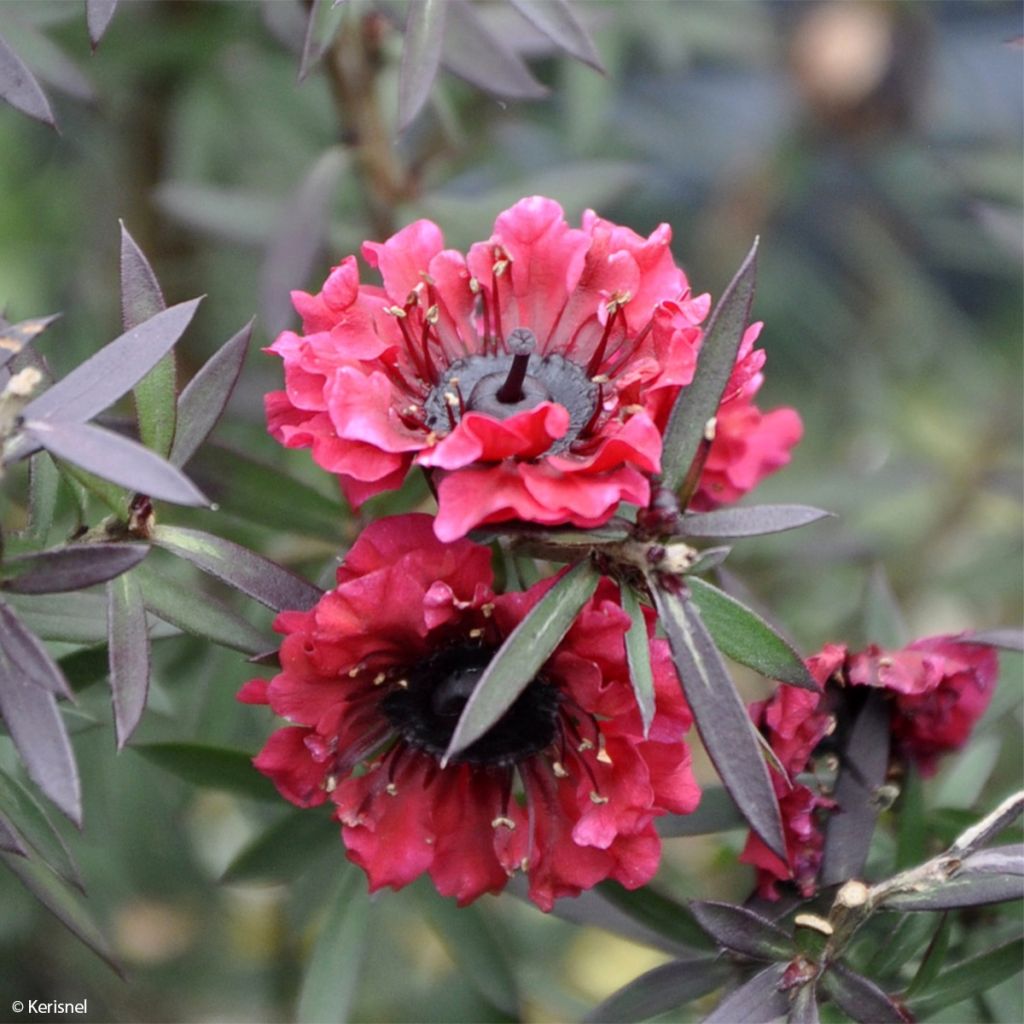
<box><xmin>265</xmin><ymin>196</ymin><xmax>800</xmax><ymax>540</ymax></box>
<box><xmin>240</xmin><ymin>515</ymin><xmax>700</xmax><ymax>910</ymax></box>
<box><xmin>741</xmin><ymin>636</ymin><xmax>999</xmax><ymax>898</ymax></box>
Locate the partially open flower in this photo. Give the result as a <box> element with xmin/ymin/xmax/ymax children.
<box><xmin>240</xmin><ymin>514</ymin><xmax>699</xmax><ymax>910</ymax></box>
<box><xmin>266</xmin><ymin>197</ymin><xmax>800</xmax><ymax>540</ymax></box>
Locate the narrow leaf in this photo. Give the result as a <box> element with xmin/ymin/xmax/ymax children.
<box><xmin>820</xmin><ymin>691</ymin><xmax>890</xmax><ymax>885</ymax></box>
<box><xmin>596</xmin><ymin>881</ymin><xmax>715</xmax><ymax>952</ymax></box>
<box><xmin>906</xmin><ymin>939</ymin><xmax>1023</xmax><ymax>1019</ymax></box>
<box><xmin>895</xmin><ymin>765</ymin><xmax>925</xmax><ymax>870</ymax></box>
<box><xmin>169</xmin><ymin>319</ymin><xmax>252</xmax><ymax>467</ymax></box>
<box><xmin>3</xmin><ymin>591</ymin><xmax>115</xmax><ymax>644</ymax></box>
<box><xmin>2</xmin><ymin>543</ymin><xmax>148</xmax><ymax>594</ymax></box>
<box><xmin>960</xmin><ymin>628</ymin><xmax>1024</xmax><ymax>652</ymax></box>
<box><xmin>787</xmin><ymin>984</ymin><xmax>819</xmax><ymax>1024</ymax></box>
<box><xmin>107</xmin><ymin>571</ymin><xmax>150</xmax><ymax>749</ymax></box>
<box><xmin>86</xmin><ymin>0</ymin><xmax>119</xmax><ymax>49</ymax></box>
<box><xmin>398</xmin><ymin>0</ymin><xmax>447</xmax><ymax>131</ymax></box>
<box><xmin>865</xmin><ymin>913</ymin><xmax>936</xmax><ymax>981</ymax></box>
<box><xmin>0</xmin><ymin>313</ymin><xmax>61</xmax><ymax>369</ymax></box>
<box><xmin>861</xmin><ymin>564</ymin><xmax>907</xmax><ymax>649</ymax></box>
<box><xmin>822</xmin><ymin>963</ymin><xmax>908</xmax><ymax>1024</ymax></box>
<box><xmin>25</xmin><ymin>419</ymin><xmax>208</xmax><ymax>506</ymax></box>
<box><xmin>297</xmin><ymin>866</ymin><xmax>369</xmax><ymax>1024</ymax></box>
<box><xmin>23</xmin><ymin>297</ymin><xmax>201</xmax><ymax>424</ymax></box>
<box><xmin>27</xmin><ymin>451</ymin><xmax>60</xmax><ymax>543</ymax></box>
<box><xmin>120</xmin><ymin>222</ymin><xmax>175</xmax><ymax>458</ymax></box>
<box><xmin>679</xmin><ymin>505</ymin><xmax>833</xmax><ymax>539</ymax></box>
<box><xmin>621</xmin><ymin>584</ymin><xmax>656</xmax><ymax>737</ymax></box>
<box><xmin>444</xmin><ymin>561</ymin><xmax>599</xmax><ymax>762</ymax></box>
<box><xmin>657</xmin><ymin>785</ymin><xmax>744</xmax><ymax>837</ymax></box>
<box><xmin>298</xmin><ymin>0</ymin><xmax>347</xmax><ymax>83</ymax></box>
<box><xmin>687</xmin><ymin>576</ymin><xmax>817</xmax><ymax>689</ymax></box>
<box><xmin>704</xmin><ymin>962</ymin><xmax>789</xmax><ymax>1024</ymax></box>
<box><xmin>152</xmin><ymin>524</ymin><xmax>322</xmax><ymax>612</ymax></box>
<box><xmin>660</xmin><ymin>239</ymin><xmax>759</xmax><ymax>493</ymax></box>
<box><xmin>0</xmin><ymin>30</ymin><xmax>56</xmax><ymax>128</ymax></box>
<box><xmin>905</xmin><ymin>913</ymin><xmax>952</xmax><ymax>1000</ymax></box>
<box><xmin>0</xmin><ymin>601</ymin><xmax>72</xmax><ymax>695</ymax></box>
<box><xmin>649</xmin><ymin>580</ymin><xmax>786</xmax><ymax>860</ymax></box>
<box><xmin>221</xmin><ymin>809</ymin><xmax>338</xmax><ymax>884</ymax></box>
<box><xmin>53</xmin><ymin>457</ymin><xmax>130</xmax><ymax>517</ymax></box>
<box><xmin>508</xmin><ymin>0</ymin><xmax>603</xmax><ymax>70</ymax></box>
<box><xmin>883</xmin><ymin>857</ymin><xmax>1024</xmax><ymax>912</ymax></box>
<box><xmin>132</xmin><ymin>743</ymin><xmax>279</xmax><ymax>801</ymax></box>
<box><xmin>585</xmin><ymin>957</ymin><xmax>733</xmax><ymax>1023</ymax></box>
<box><xmin>690</xmin><ymin>900</ymin><xmax>793</xmax><ymax>961</ymax></box>
<box><xmin>0</xmin><ymin>813</ymin><xmax>28</xmax><ymax>857</ymax></box>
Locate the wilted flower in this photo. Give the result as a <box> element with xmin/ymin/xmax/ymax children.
<box><xmin>239</xmin><ymin>514</ymin><xmax>699</xmax><ymax>910</ymax></box>
<box><xmin>741</xmin><ymin>636</ymin><xmax>998</xmax><ymax>898</ymax></box>
<box><xmin>266</xmin><ymin>196</ymin><xmax>800</xmax><ymax>540</ymax></box>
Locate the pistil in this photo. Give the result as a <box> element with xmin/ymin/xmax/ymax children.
<box><xmin>495</xmin><ymin>328</ymin><xmax>536</xmax><ymax>404</ymax></box>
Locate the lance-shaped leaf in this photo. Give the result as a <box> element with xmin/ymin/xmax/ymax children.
<box><xmin>704</xmin><ymin>962</ymin><xmax>789</xmax><ymax>1024</ymax></box>
<box><xmin>297</xmin><ymin>0</ymin><xmax>347</xmax><ymax>83</ymax></box>
<box><xmin>4</xmin><ymin>591</ymin><xmax>116</xmax><ymax>644</ymax></box>
<box><xmin>0</xmin><ymin>313</ymin><xmax>61</xmax><ymax>370</ymax></box>
<box><xmin>297</xmin><ymin>866</ymin><xmax>369</xmax><ymax>1024</ymax></box>
<box><xmin>2</xmin><ymin>543</ymin><xmax>148</xmax><ymax>594</ymax></box>
<box><xmin>679</xmin><ymin>505</ymin><xmax>833</xmax><ymax>539</ymax></box>
<box><xmin>959</xmin><ymin>628</ymin><xmax>1024</xmax><ymax>652</ymax></box>
<box><xmin>621</xmin><ymin>584</ymin><xmax>655</xmax><ymax>737</ymax></box>
<box><xmin>120</xmin><ymin>222</ymin><xmax>175</xmax><ymax>458</ymax></box>
<box><xmin>152</xmin><ymin>525</ymin><xmax>322</xmax><ymax>612</ymax></box>
<box><xmin>0</xmin><ymin>813</ymin><xmax>28</xmax><ymax>857</ymax></box>
<box><xmin>906</xmin><ymin>938</ymin><xmax>1024</xmax><ymax>1019</ymax></box>
<box><xmin>0</xmin><ymin>30</ymin><xmax>56</xmax><ymax>128</ymax></box>
<box><xmin>23</xmin><ymin>297</ymin><xmax>201</xmax><ymax>424</ymax></box>
<box><xmin>27</xmin><ymin>451</ymin><xmax>59</xmax><ymax>543</ymax></box>
<box><xmin>585</xmin><ymin>957</ymin><xmax>733</xmax><ymax>1024</ymax></box>
<box><xmin>905</xmin><ymin>913</ymin><xmax>952</xmax><ymax>1000</ymax></box>
<box><xmin>821</xmin><ymin>962</ymin><xmax>908</xmax><ymax>1024</ymax></box>
<box><xmin>134</xmin><ymin>561</ymin><xmax>269</xmax><ymax>656</ymax></box>
<box><xmin>107</xmin><ymin>571</ymin><xmax>150</xmax><ymax>750</ymax></box>
<box><xmin>690</xmin><ymin>900</ymin><xmax>793</xmax><ymax>961</ymax></box>
<box><xmin>508</xmin><ymin>0</ymin><xmax>604</xmax><ymax>70</ymax></box>
<box><xmin>882</xmin><ymin>846</ymin><xmax>1024</xmax><ymax>912</ymax></box>
<box><xmin>86</xmin><ymin>0</ymin><xmax>118</xmax><ymax>49</ymax></box>
<box><xmin>23</xmin><ymin>420</ymin><xmax>208</xmax><ymax>506</ymax></box>
<box><xmin>649</xmin><ymin>580</ymin><xmax>786</xmax><ymax>859</ymax></box>
<box><xmin>687</xmin><ymin>577</ymin><xmax>817</xmax><ymax>689</ymax></box>
<box><xmin>596</xmin><ymin>881</ymin><xmax>714</xmax><ymax>952</ymax></box>
<box><xmin>169</xmin><ymin>319</ymin><xmax>252</xmax><ymax>467</ymax></box>
<box><xmin>441</xmin><ymin>0</ymin><xmax>548</xmax><ymax>100</ymax></box>
<box><xmin>861</xmin><ymin>564</ymin><xmax>907</xmax><ymax>649</ymax></box>
<box><xmin>820</xmin><ymin>691</ymin><xmax>890</xmax><ymax>885</ymax></box>
<box><xmin>660</xmin><ymin>239</ymin><xmax>759</xmax><ymax>493</ymax></box>
<box><xmin>787</xmin><ymin>984</ymin><xmax>819</xmax><ymax>1024</ymax></box>
<box><xmin>657</xmin><ymin>785</ymin><xmax>744</xmax><ymax>837</ymax></box>
<box><xmin>261</xmin><ymin>148</ymin><xmax>347</xmax><ymax>336</ymax></box>
<box><xmin>133</xmin><ymin>743</ymin><xmax>279</xmax><ymax>801</ymax></box>
<box><xmin>398</xmin><ymin>0</ymin><xmax>447</xmax><ymax>131</ymax></box>
<box><xmin>221</xmin><ymin>809</ymin><xmax>338</xmax><ymax>884</ymax></box>
<box><xmin>0</xmin><ymin>601</ymin><xmax>71</xmax><ymax>697</ymax></box>
<box><xmin>444</xmin><ymin>561</ymin><xmax>599</xmax><ymax>764</ymax></box>
<box><xmin>0</xmin><ymin>767</ymin><xmax>81</xmax><ymax>889</ymax></box>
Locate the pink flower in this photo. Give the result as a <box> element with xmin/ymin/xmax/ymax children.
<box><xmin>266</xmin><ymin>197</ymin><xmax>800</xmax><ymax>540</ymax></box>
<box><xmin>240</xmin><ymin>514</ymin><xmax>700</xmax><ymax>910</ymax></box>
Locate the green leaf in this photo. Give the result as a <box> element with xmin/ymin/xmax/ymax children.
<box><xmin>107</xmin><ymin>570</ymin><xmax>150</xmax><ymax>750</ymax></box>
<box><xmin>54</xmin><ymin>457</ymin><xmax>130</xmax><ymax>518</ymax></box>
<box><xmin>444</xmin><ymin>561</ymin><xmax>599</xmax><ymax>763</ymax></box>
<box><xmin>398</xmin><ymin>0</ymin><xmax>448</xmax><ymax>131</ymax></box>
<box><xmin>822</xmin><ymin>962</ymin><xmax>906</xmax><ymax>1024</ymax></box>
<box><xmin>907</xmin><ymin>938</ymin><xmax>1024</xmax><ymax>1019</ymax></box>
<box><xmin>657</xmin><ymin>785</ymin><xmax>744</xmax><ymax>837</ymax></box>
<box><xmin>132</xmin><ymin>743</ymin><xmax>279</xmax><ymax>802</ymax></box>
<box><xmin>865</xmin><ymin>913</ymin><xmax>936</xmax><ymax>980</ymax></box>
<box><xmin>298</xmin><ymin>0</ymin><xmax>348</xmax><ymax>83</ymax></box>
<box><xmin>596</xmin><ymin>881</ymin><xmax>714</xmax><ymax>952</ymax></box>
<box><xmin>895</xmin><ymin>766</ymin><xmax>925</xmax><ymax>870</ymax></box>
<box><xmin>296</xmin><ymin>866</ymin><xmax>369</xmax><ymax>1024</ymax></box>
<box><xmin>27</xmin><ymin>451</ymin><xmax>60</xmax><ymax>543</ymax></box>
<box><xmin>687</xmin><ymin>576</ymin><xmax>817</xmax><ymax>689</ymax></box>
<box><xmin>905</xmin><ymin>913</ymin><xmax>952</xmax><ymax>999</ymax></box>
<box><xmin>861</xmin><ymin>564</ymin><xmax>908</xmax><ymax>649</ymax></box>
<box><xmin>221</xmin><ymin>809</ymin><xmax>338</xmax><ymax>884</ymax></box>
<box><xmin>660</xmin><ymin>239</ymin><xmax>759</xmax><ymax>493</ymax></box>
<box><xmin>621</xmin><ymin>584</ymin><xmax>656</xmax><ymax>737</ymax></box>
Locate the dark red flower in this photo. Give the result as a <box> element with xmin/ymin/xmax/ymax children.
<box><xmin>265</xmin><ymin>197</ymin><xmax>801</xmax><ymax>540</ymax></box>
<box><xmin>240</xmin><ymin>514</ymin><xmax>699</xmax><ymax>909</ymax></box>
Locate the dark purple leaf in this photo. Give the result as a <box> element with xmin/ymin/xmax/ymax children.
<box><xmin>444</xmin><ymin>561</ymin><xmax>599</xmax><ymax>764</ymax></box>
<box><xmin>0</xmin><ymin>602</ymin><xmax>71</xmax><ymax>696</ymax></box>
<box><xmin>620</xmin><ymin>584</ymin><xmax>655</xmax><ymax>737</ymax></box>
<box><xmin>649</xmin><ymin>581</ymin><xmax>786</xmax><ymax>860</ymax></box>
<box><xmin>959</xmin><ymin>628</ymin><xmax>1024</xmax><ymax>652</ymax></box>
<box><xmin>657</xmin><ymin>785</ymin><xmax>744</xmax><ymax>837</ymax></box>
<box><xmin>0</xmin><ymin>313</ymin><xmax>61</xmax><ymax>370</ymax></box>
<box><xmin>169</xmin><ymin>319</ymin><xmax>252</xmax><ymax>467</ymax></box>
<box><xmin>586</xmin><ymin>958</ymin><xmax>733</xmax><ymax>1023</ymax></box>
<box><xmin>107</xmin><ymin>571</ymin><xmax>150</xmax><ymax>750</ymax></box>
<box><xmin>962</xmin><ymin>844</ymin><xmax>1024</xmax><ymax>875</ymax></box>
<box><xmin>508</xmin><ymin>0</ymin><xmax>603</xmax><ymax>70</ymax></box>
<box><xmin>787</xmin><ymin>984</ymin><xmax>819</xmax><ymax>1024</ymax></box>
<box><xmin>261</xmin><ymin>148</ymin><xmax>347</xmax><ymax>336</ymax></box>
<box><xmin>441</xmin><ymin>0</ymin><xmax>548</xmax><ymax>100</ymax></box>
<box><xmin>822</xmin><ymin>962</ymin><xmax>909</xmax><ymax>1024</ymax></box>
<box><xmin>297</xmin><ymin>0</ymin><xmax>346</xmax><ymax>83</ymax></box>
<box><xmin>398</xmin><ymin>0</ymin><xmax>447</xmax><ymax>131</ymax></box>
<box><xmin>686</xmin><ymin>545</ymin><xmax>731</xmax><ymax>576</ymax></box>
<box><xmin>152</xmin><ymin>524</ymin><xmax>322</xmax><ymax>612</ymax></box>
<box><xmin>0</xmin><ymin>30</ymin><xmax>57</xmax><ymax>128</ymax></box>
<box><xmin>0</xmin><ymin>813</ymin><xmax>28</xmax><ymax>857</ymax></box>
<box><xmin>3</xmin><ymin>543</ymin><xmax>148</xmax><ymax>595</ymax></box>
<box><xmin>820</xmin><ymin>691</ymin><xmax>890</xmax><ymax>886</ymax></box>
<box><xmin>3</xmin><ymin>18</ymin><xmax>94</xmax><ymax>103</ymax></box>
<box><xmin>679</xmin><ymin>505</ymin><xmax>833</xmax><ymax>539</ymax></box>
<box><xmin>86</xmin><ymin>0</ymin><xmax>118</xmax><ymax>49</ymax></box>
<box><xmin>23</xmin><ymin>298</ymin><xmax>201</xmax><ymax>424</ymax></box>
<box><xmin>132</xmin><ymin>743</ymin><xmax>278</xmax><ymax>801</ymax></box>
<box><xmin>660</xmin><ymin>239</ymin><xmax>758</xmax><ymax>493</ymax></box>
<box><xmin>883</xmin><ymin>847</ymin><xmax>1024</xmax><ymax>911</ymax></box>
<box><xmin>690</xmin><ymin>900</ymin><xmax>792</xmax><ymax>961</ymax></box>
<box><xmin>704</xmin><ymin>962</ymin><xmax>789</xmax><ymax>1024</ymax></box>
<box><xmin>24</xmin><ymin>419</ymin><xmax>209</xmax><ymax>507</ymax></box>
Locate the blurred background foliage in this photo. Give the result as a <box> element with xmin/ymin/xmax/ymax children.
<box><xmin>0</xmin><ymin>0</ymin><xmax>1020</xmax><ymax>1021</ymax></box>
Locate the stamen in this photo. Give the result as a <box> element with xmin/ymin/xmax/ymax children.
<box><xmin>586</xmin><ymin>304</ymin><xmax>623</xmax><ymax>377</ymax></box>
<box><xmin>589</xmin><ymin>791</ymin><xmax>609</xmax><ymax>805</ymax></box>
<box><xmin>490</xmin><ymin>265</ymin><xmax>504</xmax><ymax>349</ymax></box>
<box><xmin>491</xmin><ymin>816</ymin><xmax>516</xmax><ymax>830</ymax></box>
<box><xmin>552</xmin><ymin>761</ymin><xmax>569</xmax><ymax>778</ymax></box>
<box><xmin>495</xmin><ymin>328</ymin><xmax>536</xmax><ymax>404</ymax></box>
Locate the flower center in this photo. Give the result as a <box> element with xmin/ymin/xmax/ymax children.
<box><xmin>423</xmin><ymin>327</ymin><xmax>599</xmax><ymax>453</ymax></box>
<box><xmin>380</xmin><ymin>644</ymin><xmax>561</xmax><ymax>766</ymax></box>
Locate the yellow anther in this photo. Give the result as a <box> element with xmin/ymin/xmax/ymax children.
<box><xmin>591</xmin><ymin>374</ymin><xmax>610</xmax><ymax>384</ymax></box>
<box><xmin>552</xmin><ymin>762</ymin><xmax>569</xmax><ymax>778</ymax></box>
<box><xmin>469</xmin><ymin>277</ymin><xmax>481</xmax><ymax>294</ymax></box>
<box><xmin>493</xmin><ymin>259</ymin><xmax>509</xmax><ymax>277</ymax></box>
<box><xmin>703</xmin><ymin>416</ymin><xmax>717</xmax><ymax>442</ymax></box>
<box><xmin>426</xmin><ymin>305</ymin><xmax>440</xmax><ymax>324</ymax></box>
<box><xmin>396</xmin><ymin>678</ymin><xmax>409</xmax><ymax>689</ymax></box>
<box><xmin>468</xmin><ymin>628</ymin><xmax>485</xmax><ymax>639</ymax></box>
<box><xmin>385</xmin><ymin>783</ymin><xmax>398</xmax><ymax>796</ymax></box>
<box><xmin>481</xmin><ymin>603</ymin><xmax>495</xmax><ymax>618</ymax></box>
<box><xmin>578</xmin><ymin>739</ymin><xmax>595</xmax><ymax>752</ymax></box>
<box><xmin>491</xmin><ymin>816</ymin><xmax>516</xmax><ymax>830</ymax></box>
<box><xmin>589</xmin><ymin>791</ymin><xmax>609</xmax><ymax>805</ymax></box>
<box><xmin>373</xmin><ymin>672</ymin><xmax>387</xmax><ymax>686</ymax></box>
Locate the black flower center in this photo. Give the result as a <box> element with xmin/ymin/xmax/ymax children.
<box><xmin>379</xmin><ymin>644</ymin><xmax>561</xmax><ymax>766</ymax></box>
<box><xmin>424</xmin><ymin>327</ymin><xmax>598</xmax><ymax>453</ymax></box>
